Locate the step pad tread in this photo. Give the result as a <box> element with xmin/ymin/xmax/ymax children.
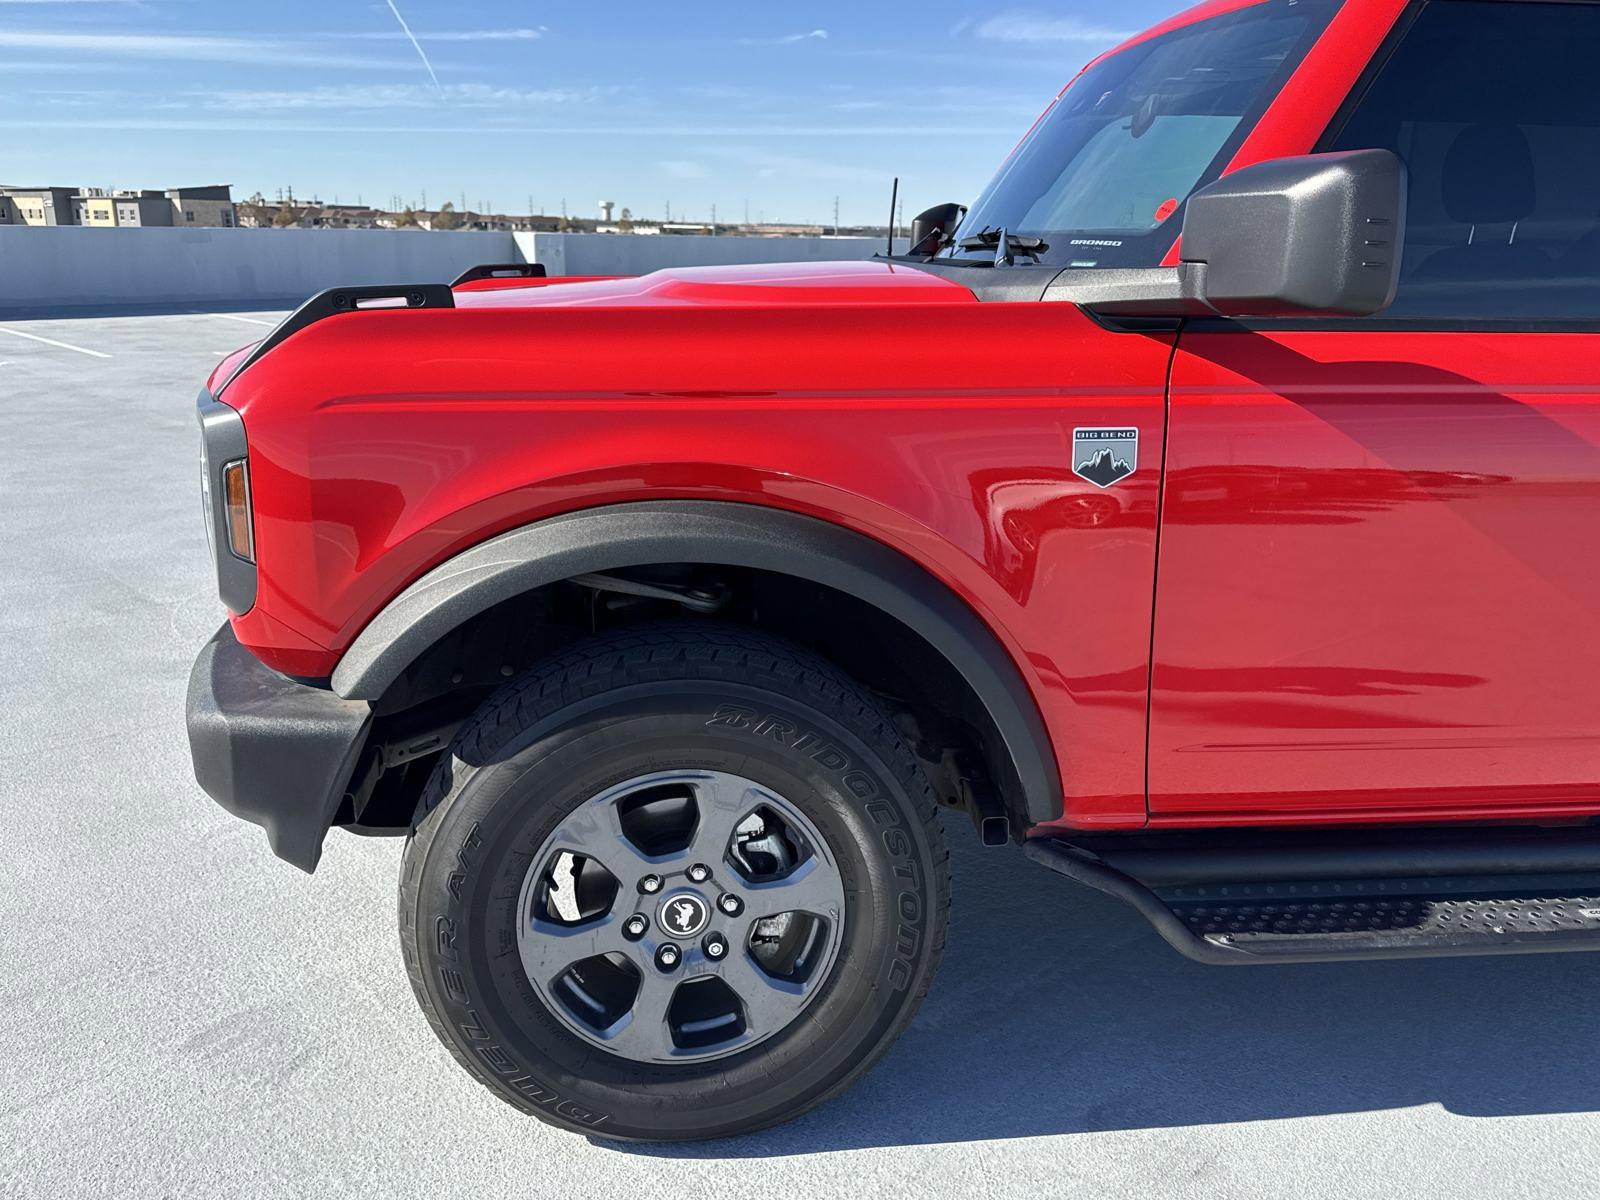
<box><xmin>1025</xmin><ymin>839</ymin><xmax>1600</xmax><ymax>963</ymax></box>
<box><xmin>1170</xmin><ymin>894</ymin><xmax>1600</xmax><ymax>942</ymax></box>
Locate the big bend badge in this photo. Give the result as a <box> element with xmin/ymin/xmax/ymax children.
<box><xmin>1072</xmin><ymin>427</ymin><xmax>1138</xmax><ymax>489</ymax></box>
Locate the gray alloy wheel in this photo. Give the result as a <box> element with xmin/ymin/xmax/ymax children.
<box><xmin>399</xmin><ymin>624</ymin><xmax>951</xmax><ymax>1140</ymax></box>
<box><xmin>514</xmin><ymin>769</ymin><xmax>846</xmax><ymax>1064</ymax></box>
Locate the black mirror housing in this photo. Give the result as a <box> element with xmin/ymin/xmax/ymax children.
<box><xmin>909</xmin><ymin>203</ymin><xmax>966</xmax><ymax>256</ymax></box>
<box><xmin>1182</xmin><ymin>148</ymin><xmax>1407</xmax><ymax>318</ymax></box>
<box><xmin>1068</xmin><ymin>149</ymin><xmax>1407</xmax><ymax>320</ymax></box>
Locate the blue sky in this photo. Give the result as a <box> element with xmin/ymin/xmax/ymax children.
<box><xmin>0</xmin><ymin>0</ymin><xmax>1188</xmax><ymax>224</ymax></box>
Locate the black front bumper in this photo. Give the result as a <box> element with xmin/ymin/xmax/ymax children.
<box><xmin>186</xmin><ymin>624</ymin><xmax>373</xmax><ymax>872</ymax></box>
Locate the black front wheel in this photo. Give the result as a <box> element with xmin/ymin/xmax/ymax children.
<box><xmin>398</xmin><ymin>625</ymin><xmax>950</xmax><ymax>1141</ymax></box>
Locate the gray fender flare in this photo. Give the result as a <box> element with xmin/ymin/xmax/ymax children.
<box><xmin>330</xmin><ymin>501</ymin><xmax>1062</xmax><ymax>824</ymax></box>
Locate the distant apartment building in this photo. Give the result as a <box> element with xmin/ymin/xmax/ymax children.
<box><xmin>234</xmin><ymin>196</ymin><xmax>280</xmax><ymax>228</ymax></box>
<box><xmin>747</xmin><ymin>223</ymin><xmax>829</xmax><ymax>237</ymax></box>
<box><xmin>304</xmin><ymin>204</ymin><xmax>379</xmax><ymax>229</ymax></box>
<box><xmin>75</xmin><ymin>189</ymin><xmax>174</xmax><ymax>227</ymax></box>
<box><xmin>512</xmin><ymin>213</ymin><xmax>567</xmax><ymax>233</ymax></box>
<box><xmin>239</xmin><ymin>199</ymin><xmax>384</xmax><ymax>229</ymax></box>
<box><xmin>167</xmin><ymin>185</ymin><xmax>236</xmax><ymax>227</ymax></box>
<box><xmin>462</xmin><ymin>211</ymin><xmax>569</xmax><ymax>233</ymax></box>
<box><xmin>0</xmin><ymin>183</ymin><xmax>237</xmax><ymax>228</ymax></box>
<box><xmin>0</xmin><ymin>186</ymin><xmax>77</xmax><ymax>226</ymax></box>
<box><xmin>376</xmin><ymin>208</ymin><xmax>448</xmax><ymax>231</ymax></box>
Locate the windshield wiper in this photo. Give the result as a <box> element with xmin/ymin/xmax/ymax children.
<box><xmin>955</xmin><ymin>226</ymin><xmax>1049</xmax><ymax>265</ymax></box>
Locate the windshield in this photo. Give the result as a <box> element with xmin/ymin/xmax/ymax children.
<box><xmin>946</xmin><ymin>0</ymin><xmax>1337</xmax><ymax>268</ymax></box>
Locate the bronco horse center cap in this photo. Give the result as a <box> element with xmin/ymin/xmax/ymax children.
<box><xmin>657</xmin><ymin>892</ymin><xmax>711</xmax><ymax>939</ymax></box>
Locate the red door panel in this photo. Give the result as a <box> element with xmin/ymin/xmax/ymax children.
<box><xmin>1149</xmin><ymin>329</ymin><xmax>1600</xmax><ymax>824</ymax></box>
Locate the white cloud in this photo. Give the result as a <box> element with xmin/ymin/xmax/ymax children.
<box><xmin>338</xmin><ymin>27</ymin><xmax>547</xmax><ymax>42</ymax></box>
<box><xmin>972</xmin><ymin>13</ymin><xmax>1133</xmax><ymax>44</ymax></box>
<box><xmin>0</xmin><ymin>30</ymin><xmax>404</xmax><ymax>68</ymax></box>
<box><xmin>738</xmin><ymin>29</ymin><xmax>828</xmax><ymax>46</ymax></box>
<box><xmin>425</xmin><ymin>27</ymin><xmax>545</xmax><ymax>41</ymax></box>
<box><xmin>205</xmin><ymin>82</ymin><xmax>604</xmax><ymax>111</ymax></box>
<box><xmin>659</xmin><ymin>160</ymin><xmax>710</xmax><ymax>180</ymax></box>
<box><xmin>706</xmin><ymin>147</ymin><xmax>889</xmax><ymax>185</ymax></box>
<box><xmin>0</xmin><ymin>117</ymin><xmax>1016</xmax><ymax>137</ymax></box>
<box><xmin>0</xmin><ymin>57</ymin><xmax>133</xmax><ymax>68</ymax></box>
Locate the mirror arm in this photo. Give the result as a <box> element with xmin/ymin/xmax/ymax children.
<box><xmin>1051</xmin><ymin>267</ymin><xmax>1214</xmax><ymax>318</ymax></box>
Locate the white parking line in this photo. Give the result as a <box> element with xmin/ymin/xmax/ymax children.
<box><xmin>208</xmin><ymin>313</ymin><xmax>277</xmax><ymax>327</ymax></box>
<box><xmin>0</xmin><ymin>326</ymin><xmax>111</xmax><ymax>359</ymax></box>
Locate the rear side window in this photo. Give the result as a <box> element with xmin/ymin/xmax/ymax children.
<box><xmin>1325</xmin><ymin>0</ymin><xmax>1600</xmax><ymax>321</ymax></box>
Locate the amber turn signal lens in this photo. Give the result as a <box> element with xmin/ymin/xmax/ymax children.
<box><xmin>221</xmin><ymin>459</ymin><xmax>254</xmax><ymax>562</ymax></box>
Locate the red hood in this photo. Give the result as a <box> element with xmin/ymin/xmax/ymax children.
<box><xmin>452</xmin><ymin>259</ymin><xmax>976</xmax><ymax>310</ymax></box>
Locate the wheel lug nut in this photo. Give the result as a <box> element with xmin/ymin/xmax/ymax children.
<box><xmin>704</xmin><ymin>934</ymin><xmax>727</xmax><ymax>961</ymax></box>
<box><xmin>655</xmin><ymin>943</ymin><xmax>681</xmax><ymax>971</ymax></box>
<box><xmin>623</xmin><ymin>914</ymin><xmax>648</xmax><ymax>940</ymax></box>
<box><xmin>688</xmin><ymin>863</ymin><xmax>711</xmax><ymax>883</ymax></box>
<box><xmin>639</xmin><ymin>874</ymin><xmax>663</xmax><ymax>895</ymax></box>
<box><xmin>718</xmin><ymin>894</ymin><xmax>742</xmax><ymax>916</ymax></box>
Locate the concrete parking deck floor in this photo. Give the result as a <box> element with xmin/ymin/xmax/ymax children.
<box><xmin>3</xmin><ymin>310</ymin><xmax>1600</xmax><ymax>1200</ymax></box>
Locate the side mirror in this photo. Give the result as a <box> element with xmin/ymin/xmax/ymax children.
<box><xmin>1183</xmin><ymin>148</ymin><xmax>1407</xmax><ymax>317</ymax></box>
<box><xmin>909</xmin><ymin>203</ymin><xmax>966</xmax><ymax>256</ymax></box>
<box><xmin>1073</xmin><ymin>149</ymin><xmax>1407</xmax><ymax>319</ymax></box>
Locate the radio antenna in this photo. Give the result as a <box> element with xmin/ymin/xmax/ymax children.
<box><xmin>886</xmin><ymin>177</ymin><xmax>899</xmax><ymax>258</ymax></box>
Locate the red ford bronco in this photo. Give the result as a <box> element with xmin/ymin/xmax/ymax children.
<box><xmin>187</xmin><ymin>0</ymin><xmax>1600</xmax><ymax>1140</ymax></box>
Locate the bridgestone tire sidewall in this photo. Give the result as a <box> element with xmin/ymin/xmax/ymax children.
<box><xmin>406</xmin><ymin>680</ymin><xmax>941</xmax><ymax>1141</ymax></box>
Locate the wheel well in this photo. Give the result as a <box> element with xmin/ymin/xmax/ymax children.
<box><xmin>348</xmin><ymin>564</ymin><xmax>1027</xmax><ymax>841</ymax></box>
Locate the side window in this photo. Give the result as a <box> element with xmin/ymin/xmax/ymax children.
<box><xmin>1325</xmin><ymin>0</ymin><xmax>1600</xmax><ymax>321</ymax></box>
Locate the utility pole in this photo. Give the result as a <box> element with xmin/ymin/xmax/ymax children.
<box><xmin>833</xmin><ymin>195</ymin><xmax>840</xmax><ymax>236</ymax></box>
<box><xmin>711</xmin><ymin>203</ymin><xmax>717</xmax><ymax>235</ymax></box>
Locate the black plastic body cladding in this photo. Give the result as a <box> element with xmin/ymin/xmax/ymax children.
<box><xmin>330</xmin><ymin>501</ymin><xmax>1063</xmax><ymax>825</ymax></box>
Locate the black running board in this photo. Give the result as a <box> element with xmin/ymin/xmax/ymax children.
<box><xmin>1025</xmin><ymin>838</ymin><xmax>1600</xmax><ymax>965</ymax></box>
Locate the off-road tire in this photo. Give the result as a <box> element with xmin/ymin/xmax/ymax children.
<box><xmin>397</xmin><ymin>624</ymin><xmax>950</xmax><ymax>1141</ymax></box>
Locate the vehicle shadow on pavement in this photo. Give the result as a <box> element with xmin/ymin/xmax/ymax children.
<box><xmin>610</xmin><ymin>823</ymin><xmax>1600</xmax><ymax>1157</ymax></box>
